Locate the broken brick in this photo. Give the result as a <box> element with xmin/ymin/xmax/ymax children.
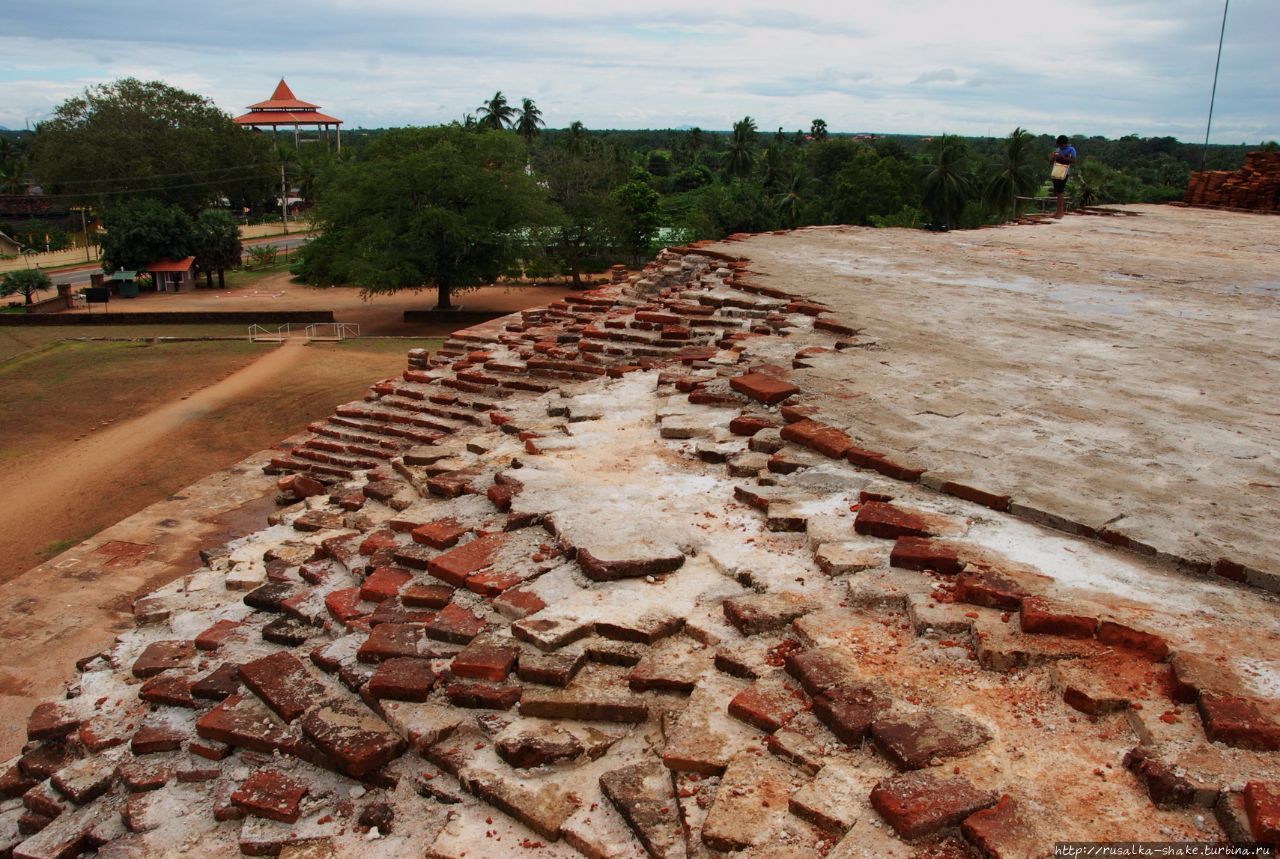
<box><xmin>961</xmin><ymin>795</ymin><xmax>1040</xmax><ymax>856</ymax></box>
<box><xmin>427</xmin><ymin>533</ymin><xmax>504</xmax><ymax>587</ymax></box>
<box><xmin>357</xmin><ymin>623</ymin><xmax>425</xmax><ymax>663</ymax></box>
<box><xmin>600</xmin><ymin>760</ymin><xmax>685</xmax><ymax>858</ymax></box>
<box><xmin>728</xmin><ymin>372</ymin><xmax>799</xmax><ymax>405</ymax></box>
<box><xmin>401</xmin><ymin>583</ymin><xmax>454</xmax><ymax>609</ymax></box>
<box><xmin>324</xmin><ymin>587</ymin><xmax>368</xmax><ymax>624</ymax></box>
<box><xmin>139</xmin><ymin>673</ymin><xmax>197</xmax><ymax>709</ymax></box>
<box><xmin>194</xmin><ymin>619</ymin><xmax>242</xmax><ymax>652</ymax></box>
<box><xmin>871</xmin><ymin>771</ymin><xmax>998</xmax><ymax>840</ymax></box>
<box><xmin>367</xmin><ymin>657</ymin><xmax>436</xmax><ymax>702</ymax></box>
<box><xmin>426</xmin><ymin>603</ymin><xmax>490</xmax><ymax>645</ymax></box>
<box><xmin>855</xmin><ymin>502</ymin><xmax>930</xmax><ymax>540</ymax></box>
<box><xmin>130</xmin><ymin>719</ymin><xmax>186</xmax><ymax>755</ymax></box>
<box><xmin>780</xmin><ymin>419</ymin><xmax>854</xmax><ymax>459</ymax></box>
<box><xmin>1197</xmin><ymin>690</ymin><xmax>1280</xmax><ymax>751</ymax></box>
<box><xmin>26</xmin><ymin>703</ymin><xmax>79</xmax><ymax>742</ymax></box>
<box><xmin>1097</xmin><ymin>620</ymin><xmax>1169</xmax><ymax>661</ymax></box>
<box><xmin>131</xmin><ymin>640</ymin><xmax>195</xmax><ymax>678</ymax></box>
<box><xmin>1123</xmin><ymin>747</ymin><xmax>1198</xmax><ymax>808</ymax></box>
<box><xmin>1243</xmin><ymin>781</ymin><xmax>1280</xmax><ymax>845</ymax></box>
<box><xmin>496</xmin><ymin>731</ymin><xmax>584</xmax><ymax>768</ymax></box>
<box><xmin>871</xmin><ymin>709</ymin><xmax>992</xmax><ymax>770</ymax></box>
<box><xmin>300</xmin><ymin>698</ymin><xmax>406</xmax><ymax>778</ymax></box>
<box><xmin>955</xmin><ymin>570</ymin><xmax>1028</xmax><ymax>610</ymax></box>
<box><xmin>1019</xmin><ymin>597</ymin><xmax>1098</xmax><ymax>639</ymax></box>
<box><xmin>231</xmin><ymin>770</ymin><xmax>307</xmax><ymax>824</ymax></box>
<box><xmin>238</xmin><ymin>651</ymin><xmax>327</xmax><ymax>723</ymax></box>
<box><xmin>728</xmin><ymin>678</ymin><xmax>808</xmax><ymax>733</ymax></box>
<box><xmin>813</xmin><ymin>684</ymin><xmax>891</xmax><ymax>746</ymax></box>
<box><xmin>191</xmin><ymin>663</ymin><xmax>241</xmax><ymax>701</ymax></box>
<box><xmin>450</xmin><ymin>641</ymin><xmax>520</xmax><ymax>682</ymax></box>
<box><xmin>729</xmin><ymin>414</ymin><xmax>781</xmax><ymax>437</ymax></box>
<box><xmin>722</xmin><ymin>592</ymin><xmax>814</xmax><ymax>636</ymax></box>
<box><xmin>890</xmin><ymin>536</ymin><xmax>964</xmax><ymax>574</ymax></box>
<box><xmin>411</xmin><ymin>518</ymin><xmax>468</xmax><ymax>550</ymax></box>
<box><xmin>360</xmin><ymin>566</ymin><xmax>412</xmax><ymax>602</ymax></box>
<box><xmin>445</xmin><ymin>681</ymin><xmax>522</xmax><ymax>710</ymax></box>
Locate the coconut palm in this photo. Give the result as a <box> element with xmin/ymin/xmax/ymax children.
<box><xmin>921</xmin><ymin>134</ymin><xmax>973</xmax><ymax>229</ymax></box>
<box><xmin>982</xmin><ymin>127</ymin><xmax>1039</xmax><ymax>221</ymax></box>
<box><xmin>476</xmin><ymin>92</ymin><xmax>517</xmax><ymax>131</ymax></box>
<box><xmin>566</xmin><ymin>121</ymin><xmax>587</xmax><ymax>154</ymax></box>
<box><xmin>772</xmin><ymin>174</ymin><xmax>810</xmax><ymax>228</ymax></box>
<box><xmin>726</xmin><ymin>116</ymin><xmax>757</xmax><ymax>180</ymax></box>
<box><xmin>515</xmin><ymin>98</ymin><xmax>545</xmax><ymax>144</ymax></box>
<box><xmin>760</xmin><ymin>145</ymin><xmax>789</xmax><ymax>190</ymax></box>
<box><xmin>688</xmin><ymin>127</ymin><xmax>704</xmax><ymax>152</ymax></box>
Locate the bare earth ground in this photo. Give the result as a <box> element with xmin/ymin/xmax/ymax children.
<box><xmin>714</xmin><ymin>205</ymin><xmax>1280</xmax><ymax>578</ymax></box>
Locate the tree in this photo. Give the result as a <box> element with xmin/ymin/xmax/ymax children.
<box><xmin>831</xmin><ymin>147</ymin><xmax>916</xmax><ymax>225</ymax></box>
<box><xmin>515</xmin><ymin>99</ymin><xmax>545</xmax><ymax>144</ymax></box>
<box><xmin>726</xmin><ymin>116</ymin><xmax>758</xmax><ymax>180</ymax></box>
<box><xmin>1</xmin><ymin>268</ymin><xmax>51</xmax><ymax>306</ymax></box>
<box><xmin>535</xmin><ymin>143</ymin><xmax>625</xmax><ymax>288</ymax></box>
<box><xmin>476</xmin><ymin>92</ymin><xmax>517</xmax><ymax>131</ymax></box>
<box><xmin>611</xmin><ymin>179</ymin><xmax>661</xmax><ymax>263</ymax></box>
<box><xmin>31</xmin><ymin>78</ymin><xmax>274</xmax><ymax>213</ymax></box>
<box><xmin>921</xmin><ymin>135</ymin><xmax>973</xmax><ymax>229</ymax></box>
<box><xmin>982</xmin><ymin>127</ymin><xmax>1039</xmax><ymax>221</ymax></box>
<box><xmin>295</xmin><ymin>126</ymin><xmax>554</xmax><ymax>309</ymax></box>
<box><xmin>98</xmin><ymin>198</ymin><xmax>195</xmax><ymax>274</ymax></box>
<box><xmin>810</xmin><ymin>119</ymin><xmax>829</xmax><ymax>141</ymax></box>
<box><xmin>566</xmin><ymin>121</ymin><xmax>588</xmax><ymax>154</ymax></box>
<box><xmin>193</xmin><ymin>209</ymin><xmax>242</xmax><ymax>288</ymax></box>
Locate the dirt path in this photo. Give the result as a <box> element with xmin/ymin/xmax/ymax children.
<box><xmin>0</xmin><ymin>339</ymin><xmax>307</xmax><ymax>578</ymax></box>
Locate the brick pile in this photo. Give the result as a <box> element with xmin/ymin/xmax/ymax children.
<box><xmin>0</xmin><ymin>245</ymin><xmax>1276</xmax><ymax>856</ymax></box>
<box><xmin>1184</xmin><ymin>151</ymin><xmax>1280</xmax><ymax>213</ymax></box>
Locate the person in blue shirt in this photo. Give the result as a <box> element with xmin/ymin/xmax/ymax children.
<box><xmin>1049</xmin><ymin>135</ymin><xmax>1077</xmax><ymax>219</ymax></box>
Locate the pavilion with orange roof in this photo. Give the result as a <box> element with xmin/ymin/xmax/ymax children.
<box><xmin>232</xmin><ymin>79</ymin><xmax>343</xmax><ymax>151</ymax></box>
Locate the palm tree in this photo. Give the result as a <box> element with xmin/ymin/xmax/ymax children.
<box><xmin>476</xmin><ymin>92</ymin><xmax>517</xmax><ymax>131</ymax></box>
<box><xmin>726</xmin><ymin>116</ymin><xmax>757</xmax><ymax>180</ymax></box>
<box><xmin>772</xmin><ymin>174</ymin><xmax>809</xmax><ymax>228</ymax></box>
<box><xmin>982</xmin><ymin>127</ymin><xmax>1039</xmax><ymax>221</ymax></box>
<box><xmin>760</xmin><ymin>145</ymin><xmax>789</xmax><ymax>190</ymax></box>
<box><xmin>688</xmin><ymin>127</ymin><xmax>704</xmax><ymax>152</ymax></box>
<box><xmin>810</xmin><ymin>119</ymin><xmax>829</xmax><ymax>141</ymax></box>
<box><xmin>921</xmin><ymin>134</ymin><xmax>973</xmax><ymax>229</ymax></box>
<box><xmin>515</xmin><ymin>98</ymin><xmax>545</xmax><ymax>144</ymax></box>
<box><xmin>566</xmin><ymin>121</ymin><xmax>587</xmax><ymax>154</ymax></box>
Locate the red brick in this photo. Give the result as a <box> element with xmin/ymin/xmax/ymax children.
<box><xmin>729</xmin><ymin>414</ymin><xmax>780</xmax><ymax>436</ymax></box>
<box><xmin>1198</xmin><ymin>690</ymin><xmax>1280</xmax><ymax>751</ymax></box>
<box><xmin>192</xmin><ymin>663</ymin><xmax>241</xmax><ymax>701</ymax></box>
<box><xmin>779</xmin><ymin>402</ymin><xmax>819</xmax><ymax>423</ymax></box>
<box><xmin>411</xmin><ymin>518</ymin><xmax>467</xmax><ymax>550</ymax></box>
<box><xmin>779</xmin><ymin>419</ymin><xmax>854</xmax><ymax>459</ymax></box>
<box><xmin>890</xmin><ymin>537</ymin><xmax>964</xmax><ymax>574</ymax></box>
<box><xmin>847</xmin><ymin>446</ymin><xmax>887</xmax><ymax>468</ymax></box>
<box><xmin>854</xmin><ymin>502</ymin><xmax>929</xmax><ymax>540</ymax></box>
<box><xmin>1097</xmin><ymin>621</ymin><xmax>1169</xmax><ymax>661</ymax></box>
<box><xmin>357</xmin><ymin>623</ymin><xmax>425</xmax><ymax>663</ymax></box>
<box><xmin>335</xmin><ymin>489</ymin><xmax>366</xmax><ymax>511</ymax></box>
<box><xmin>940</xmin><ymin>481</ymin><xmax>1011</xmax><ymax>512</ymax></box>
<box><xmin>870</xmin><ymin>771</ymin><xmax>997</xmax><ymax>840</ymax></box>
<box><xmin>451</xmin><ymin>642</ymin><xmax>520</xmax><ymax>681</ymax></box>
<box><xmin>194</xmin><ymin>619</ymin><xmax>242</xmax><ymax>652</ymax></box>
<box><xmin>445</xmin><ymin>681</ymin><xmax>522</xmax><ymax>710</ymax></box>
<box><xmin>360</xmin><ymin>566</ymin><xmax>412</xmax><ymax>602</ymax></box>
<box><xmin>867</xmin><ymin>456</ymin><xmax>926</xmax><ymax>482</ymax></box>
<box><xmin>961</xmin><ymin>795</ymin><xmax>1039</xmax><ymax>856</ymax></box>
<box><xmin>871</xmin><ymin>709</ymin><xmax>991</xmax><ymax>770</ymax></box>
<box><xmin>427</xmin><ymin>533</ymin><xmax>505</xmax><ymax>587</ymax></box>
<box><xmin>814</xmin><ymin>317</ymin><xmax>856</xmax><ymax>337</ymax></box>
<box><xmin>278</xmin><ymin>473</ymin><xmax>324</xmax><ymax>498</ymax></box>
<box><xmin>728</xmin><ymin>372</ymin><xmax>799</xmax><ymax>405</ymax></box>
<box><xmin>1243</xmin><ymin>781</ymin><xmax>1280</xmax><ymax>844</ymax></box>
<box><xmin>0</xmin><ymin>766</ymin><xmax>36</xmax><ymax>799</ymax></box>
<box><xmin>299</xmin><ymin>699</ymin><xmax>406</xmax><ymax>778</ymax></box>
<box><xmin>727</xmin><ymin>680</ymin><xmax>807</xmax><ymax>733</ymax></box>
<box><xmin>26</xmin><ymin>702</ymin><xmax>79</xmax><ymax>742</ymax></box>
<box><xmin>131</xmin><ymin>640</ymin><xmax>195</xmax><ymax>678</ymax></box>
<box><xmin>401</xmin><ymin>583</ymin><xmax>454</xmax><ymax>608</ymax></box>
<box><xmin>18</xmin><ymin>744</ymin><xmax>77</xmax><ymax>780</ymax></box>
<box><xmin>813</xmin><ymin>684</ymin><xmax>891</xmax><ymax>746</ymax></box>
<box><xmin>955</xmin><ymin>570</ymin><xmax>1028</xmax><ymax>610</ymax></box>
<box><xmin>1122</xmin><ymin>747</ymin><xmax>1198</xmax><ymax>807</ymax></box>
<box><xmin>427</xmin><ymin>603</ymin><xmax>491</xmax><ymax>644</ymax></box>
<box><xmin>1019</xmin><ymin>597</ymin><xmax>1097</xmax><ymax>639</ymax></box>
<box><xmin>118</xmin><ymin>760</ymin><xmax>173</xmax><ymax>793</ymax></box>
<box><xmin>139</xmin><ymin>673</ymin><xmax>197</xmax><ymax>709</ymax></box>
<box><xmin>358</xmin><ymin>529</ymin><xmax>398</xmax><ymax>556</ymax></box>
<box><xmin>465</xmin><ymin>568</ymin><xmax>525</xmax><ymax>597</ymax></box>
<box><xmin>324</xmin><ymin>587</ymin><xmax>368</xmax><ymax>624</ymax></box>
<box><xmin>486</xmin><ymin>483</ymin><xmax>516</xmax><ymax>512</ymax></box>
<box><xmin>232</xmin><ymin>770</ymin><xmax>307</xmax><ymax>823</ymax></box>
<box><xmin>130</xmin><ymin>721</ymin><xmax>185</xmax><ymax>755</ymax></box>
<box><xmin>239</xmin><ymin>651</ymin><xmax>327</xmax><ymax>723</ymax></box>
<box><xmin>367</xmin><ymin>658</ymin><xmax>436</xmax><ymax>702</ymax></box>
<box><xmin>493</xmin><ymin>587</ymin><xmax>547</xmax><ymax>620</ymax></box>
<box><xmin>784</xmin><ymin>648</ymin><xmax>851</xmax><ymax>696</ymax></box>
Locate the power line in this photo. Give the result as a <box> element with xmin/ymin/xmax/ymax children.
<box><xmin>44</xmin><ymin>162</ymin><xmax>278</xmax><ymax>188</ymax></box>
<box><xmin>1201</xmin><ymin>0</ymin><xmax>1230</xmax><ymax>171</ymax></box>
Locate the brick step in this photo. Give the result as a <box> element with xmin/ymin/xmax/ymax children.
<box><xmin>268</xmin><ymin>456</ymin><xmax>357</xmax><ymax>479</ymax></box>
<box><xmin>291</xmin><ymin>445</ymin><xmax>380</xmax><ymax>471</ymax></box>
<box><xmin>375</xmin><ymin>397</ymin><xmax>473</xmax><ymax>433</ymax></box>
<box><xmin>307</xmin><ymin>422</ymin><xmax>412</xmax><ymax>452</ymax></box>
<box><xmin>336</xmin><ymin>401</ymin><xmax>465</xmax><ymax>435</ymax></box>
<box><xmin>328</xmin><ymin>415</ymin><xmax>446</xmax><ymax>445</ymax></box>
<box><xmin>459</xmin><ymin>371</ymin><xmax>557</xmax><ymax>395</ymax></box>
<box><xmin>301</xmin><ymin>437</ymin><xmax>397</xmax><ymax>462</ymax></box>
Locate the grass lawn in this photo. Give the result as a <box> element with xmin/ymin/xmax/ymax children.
<box><xmin>0</xmin><ymin>324</ymin><xmax>253</xmax><ymax>362</ymax></box>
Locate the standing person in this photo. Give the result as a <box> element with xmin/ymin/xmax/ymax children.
<box><xmin>1048</xmin><ymin>135</ymin><xmax>1077</xmax><ymax>219</ymax></box>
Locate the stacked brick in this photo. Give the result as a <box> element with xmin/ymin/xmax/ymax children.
<box><xmin>1184</xmin><ymin>151</ymin><xmax>1280</xmax><ymax>213</ymax></box>
<box><xmin>0</xmin><ymin>243</ymin><xmax>1276</xmax><ymax>856</ymax></box>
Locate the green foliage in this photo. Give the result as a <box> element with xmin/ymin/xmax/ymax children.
<box><xmin>982</xmin><ymin>127</ymin><xmax>1041</xmax><ymax>221</ymax></box>
<box><xmin>31</xmin><ymin>78</ymin><xmax>274</xmax><ymax>213</ymax></box>
<box><xmin>726</xmin><ymin>117</ymin><xmax>758</xmax><ymax>180</ymax></box>
<box><xmin>1072</xmin><ymin>159</ymin><xmax>1144</xmax><ymax>207</ymax></box>
<box><xmin>515</xmin><ymin>99</ymin><xmax>545</xmax><ymax>143</ymax></box>
<box><xmin>534</xmin><ymin>140</ymin><xmax>627</xmax><ymax>287</ymax></box>
<box><xmin>245</xmin><ymin>244</ymin><xmax>279</xmax><ymax>268</ymax></box>
<box><xmin>193</xmin><ymin>210</ymin><xmax>242</xmax><ymax>286</ymax></box>
<box><xmin>295</xmin><ymin>126</ymin><xmax>554</xmax><ymax>308</ymax></box>
<box><xmin>477</xmin><ymin>92</ymin><xmax>517</xmax><ymax>131</ymax></box>
<box><xmin>99</xmin><ymin>198</ymin><xmax>194</xmax><ymax>274</ymax></box>
<box><xmin>1</xmin><ymin>268</ymin><xmax>52</xmax><ymax>305</ymax></box>
<box><xmin>921</xmin><ymin>135</ymin><xmax>974</xmax><ymax>229</ymax></box>
<box><xmin>611</xmin><ymin>179</ymin><xmax>661</xmax><ymax>260</ymax></box>
<box><xmin>809</xmin><ymin>119</ymin><xmax>828</xmax><ymax>142</ymax></box>
<box><xmin>830</xmin><ymin>146</ymin><xmax>915</xmax><ymax>226</ymax></box>
<box><xmin>672</xmin><ymin>165</ymin><xmax>712</xmax><ymax>192</ymax></box>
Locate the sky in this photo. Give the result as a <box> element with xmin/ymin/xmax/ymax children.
<box><xmin>1</xmin><ymin>0</ymin><xmax>1276</xmax><ymax>142</ymax></box>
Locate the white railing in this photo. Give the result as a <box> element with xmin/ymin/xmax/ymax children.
<box><xmin>248</xmin><ymin>323</ymin><xmax>291</xmax><ymax>342</ymax></box>
<box><xmin>305</xmin><ymin>322</ymin><xmax>359</xmax><ymax>342</ymax></box>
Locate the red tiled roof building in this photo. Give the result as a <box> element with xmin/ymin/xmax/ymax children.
<box><xmin>233</xmin><ymin>79</ymin><xmax>343</xmax><ymax>151</ymax></box>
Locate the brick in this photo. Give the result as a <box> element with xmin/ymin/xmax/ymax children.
<box><xmin>1097</xmin><ymin>620</ymin><xmax>1169</xmax><ymax>661</ymax></box>
<box><xmin>411</xmin><ymin>518</ymin><xmax>467</xmax><ymax>550</ymax></box>
<box><xmin>358</xmin><ymin>528</ymin><xmax>397</xmax><ymax>556</ymax></box>
<box><xmin>496</xmin><ymin>729</ymin><xmax>584</xmax><ymax>769</ymax></box>
<box><xmin>360</xmin><ymin>567</ymin><xmax>412</xmax><ymax>602</ymax></box>
<box><xmin>729</xmin><ymin>372</ymin><xmax>799</xmax><ymax>405</ymax></box>
<box><xmin>516</xmin><ymin>649</ymin><xmax>585</xmax><ymax>687</ymax></box>
<box><xmin>194</xmin><ymin>619</ymin><xmax>242</xmax><ymax>652</ymax></box>
<box><xmin>788</xmin><ymin>760</ymin><xmax>871</xmax><ymax>834</ymax></box>
<box><xmin>130</xmin><ymin>718</ymin><xmax>186</xmax><ymax>755</ymax></box>
<box><xmin>243</xmin><ymin>581</ymin><xmax>298</xmax><ymax>612</ymax></box>
<box><xmin>513</xmin><ymin>615</ymin><xmax>592</xmax><ymax>652</ymax></box>
<box><xmin>357</xmin><ymin>623</ymin><xmax>424</xmax><ymax>663</ymax></box>
<box><xmin>26</xmin><ymin>703</ymin><xmax>79</xmax><ymax>743</ymax></box>
<box><xmin>1197</xmin><ymin>690</ymin><xmax>1280</xmax><ymax>751</ymax></box>
<box><xmin>239</xmin><ymin>651</ymin><xmax>327</xmax><ymax>723</ymax></box>
<box><xmin>444</xmin><ymin>681</ymin><xmax>522</xmax><ymax>710</ymax></box>
<box><xmin>1243</xmin><ymin>781</ymin><xmax>1280</xmax><ymax>845</ymax></box>
<box><xmin>890</xmin><ymin>536</ymin><xmax>964</xmax><ymax>574</ymax></box>
<box><xmin>628</xmin><ymin>640</ymin><xmax>707</xmax><ymax>693</ymax></box>
<box><xmin>232</xmin><ymin>770</ymin><xmax>307</xmax><ymax>824</ymax></box>
<box><xmin>599</xmin><ymin>760</ymin><xmax>684</xmax><ymax>859</ymax></box>
<box><xmin>18</xmin><ymin>745</ymin><xmax>78</xmax><ymax>781</ymax></box>
<box><xmin>1122</xmin><ymin>747</ymin><xmax>1198</xmax><ymax>808</ymax></box>
<box><xmin>814</xmin><ymin>542</ymin><xmax>885</xmax><ymax>576</ymax></box>
<box><xmin>22</xmin><ymin>780</ymin><xmax>68</xmax><ymax>819</ymax></box>
<box><xmin>870</xmin><ymin>771</ymin><xmax>998</xmax><ymax>840</ymax></box>
<box><xmin>785</xmin><ymin>646</ymin><xmax>860</xmax><ymax>696</ymax></box>
<box><xmin>118</xmin><ymin>759</ymin><xmax>172</xmax><ymax>792</ymax></box>
<box><xmin>813</xmin><ymin>684</ymin><xmax>891</xmax><ymax>746</ymax></box>
<box><xmin>50</xmin><ymin>757</ymin><xmax>115</xmax><ymax>805</ymax></box>
<box><xmin>700</xmin><ymin>750</ymin><xmax>809</xmax><ymax>852</ymax></box>
<box><xmin>367</xmin><ymin>600</ymin><xmax>435</xmax><ymax>626</ymax></box>
<box><xmin>871</xmin><ymin>709</ymin><xmax>991</xmax><ymax>770</ymax></box>
<box><xmin>939</xmin><ymin>480</ymin><xmax>1011</xmax><ymax>511</ymax></box>
<box><xmin>520</xmin><ymin>664</ymin><xmax>648</xmax><ymax>723</ymax></box>
<box><xmin>722</xmin><ymin>592</ymin><xmax>814</xmax><ymax>636</ymax></box>
<box><xmin>139</xmin><ymin>673</ymin><xmax>197</xmax><ymax>709</ymax></box>
<box><xmin>780</xmin><ymin>419</ymin><xmax>854</xmax><ymax>459</ymax></box>
<box><xmin>955</xmin><ymin>570</ymin><xmax>1029</xmax><ymax>610</ymax></box>
<box><xmin>130</xmin><ymin>640</ymin><xmax>195</xmax><ymax>678</ymax></box>
<box><xmin>401</xmin><ymin>583</ymin><xmax>454</xmax><ymax>609</ymax></box>
<box><xmin>729</xmin><ymin>414</ymin><xmax>781</xmax><ymax>437</ymax></box>
<box><xmin>596</xmin><ymin>611</ymin><xmax>684</xmax><ymax>645</ymax></box>
<box><xmin>961</xmin><ymin>795</ymin><xmax>1040</xmax><ymax>857</ymax></box>
<box><xmin>367</xmin><ymin>657</ymin><xmax>436</xmax><ymax>702</ymax></box>
<box><xmin>300</xmin><ymin>699</ymin><xmax>406</xmax><ymax>778</ymax></box>
<box><xmin>191</xmin><ymin>662</ymin><xmax>241</xmax><ymax>701</ymax></box>
<box><xmin>261</xmin><ymin>616</ymin><xmax>320</xmax><ymax>647</ymax></box>
<box><xmin>854</xmin><ymin>502</ymin><xmax>929</xmax><ymax>540</ymax></box>
<box><xmin>426</xmin><ymin>603</ymin><xmax>490</xmax><ymax>644</ymax></box>
<box><xmin>493</xmin><ymin>587</ymin><xmax>546</xmax><ymax>620</ymax></box>
<box><xmin>195</xmin><ymin>694</ymin><xmax>316</xmax><ymax>762</ymax></box>
<box><xmin>427</xmin><ymin>534</ymin><xmax>504</xmax><ymax>586</ymax></box>
<box><xmin>450</xmin><ymin>641</ymin><xmax>519</xmax><ymax>681</ymax></box>
<box><xmin>1019</xmin><ymin>597</ymin><xmax>1097</xmax><ymax>639</ymax></box>
<box><xmin>0</xmin><ymin>766</ymin><xmax>37</xmax><ymax>799</ymax></box>
<box><xmin>728</xmin><ymin>678</ymin><xmax>808</xmax><ymax>733</ymax></box>
<box><xmin>576</xmin><ymin>543</ymin><xmax>686</xmax><ymax>582</ymax></box>
<box><xmin>324</xmin><ymin>587</ymin><xmax>368</xmax><ymax>624</ymax></box>
<box><xmin>279</xmin><ymin>473</ymin><xmax>324</xmax><ymax>498</ymax></box>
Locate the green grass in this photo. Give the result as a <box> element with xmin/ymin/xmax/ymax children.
<box><xmin>0</xmin><ymin>324</ymin><xmax>254</xmax><ymax>362</ymax></box>
<box><xmin>220</xmin><ymin>259</ymin><xmax>295</xmax><ymax>290</ymax></box>
<box><xmin>39</xmin><ymin>537</ymin><xmax>82</xmax><ymax>558</ymax></box>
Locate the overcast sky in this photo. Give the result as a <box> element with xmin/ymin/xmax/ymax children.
<box><xmin>1</xmin><ymin>0</ymin><xmax>1275</xmax><ymax>142</ymax></box>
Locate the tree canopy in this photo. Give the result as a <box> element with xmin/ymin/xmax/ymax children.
<box><xmin>294</xmin><ymin>126</ymin><xmax>555</xmax><ymax>308</ymax></box>
<box><xmin>1</xmin><ymin>268</ymin><xmax>52</xmax><ymax>305</ymax></box>
<box><xmin>31</xmin><ymin>78</ymin><xmax>275</xmax><ymax>213</ymax></box>
<box><xmin>193</xmin><ymin>209</ymin><xmax>242</xmax><ymax>288</ymax></box>
<box><xmin>98</xmin><ymin>198</ymin><xmax>194</xmax><ymax>274</ymax></box>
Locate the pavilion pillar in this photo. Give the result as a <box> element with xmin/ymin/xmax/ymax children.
<box><xmin>336</xmin><ymin>126</ymin><xmax>342</xmax><ymax>153</ymax></box>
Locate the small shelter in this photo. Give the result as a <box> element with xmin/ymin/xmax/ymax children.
<box><xmin>0</xmin><ymin>230</ymin><xmax>21</xmax><ymax>256</ymax></box>
<box><xmin>143</xmin><ymin>257</ymin><xmax>196</xmax><ymax>292</ymax></box>
<box><xmin>233</xmin><ymin>79</ymin><xmax>343</xmax><ymax>151</ymax></box>
<box><xmin>107</xmin><ymin>270</ymin><xmax>139</xmax><ymax>298</ymax></box>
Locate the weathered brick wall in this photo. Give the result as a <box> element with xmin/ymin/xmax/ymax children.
<box><xmin>1185</xmin><ymin>151</ymin><xmax>1280</xmax><ymax>212</ymax></box>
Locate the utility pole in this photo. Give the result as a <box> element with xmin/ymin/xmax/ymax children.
<box><xmin>1201</xmin><ymin>0</ymin><xmax>1230</xmax><ymax>171</ymax></box>
<box><xmin>280</xmin><ymin>161</ymin><xmax>289</xmax><ymax>235</ymax></box>
<box><xmin>79</xmin><ymin>208</ymin><xmax>90</xmax><ymax>262</ymax></box>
